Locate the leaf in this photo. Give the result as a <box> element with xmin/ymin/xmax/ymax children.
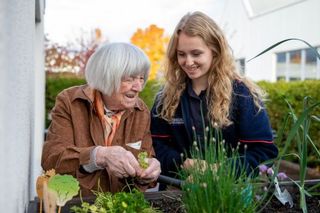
<box><xmin>36</xmin><ymin>169</ymin><xmax>56</xmax><ymax>200</ymax></box>
<box><xmin>138</xmin><ymin>151</ymin><xmax>149</xmax><ymax>169</ymax></box>
<box><xmin>247</xmin><ymin>38</ymin><xmax>320</xmax><ymax>62</ymax></box>
<box><xmin>36</xmin><ymin>176</ymin><xmax>48</xmax><ymax>199</ymax></box>
<box><xmin>47</xmin><ymin>174</ymin><xmax>80</xmax><ymax>207</ymax></box>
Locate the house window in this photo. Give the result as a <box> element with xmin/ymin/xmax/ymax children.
<box><xmin>276</xmin><ymin>47</ymin><xmax>320</xmax><ymax>81</ymax></box>
<box><xmin>305</xmin><ymin>48</ymin><xmax>318</xmax><ymax>79</ymax></box>
<box><xmin>236</xmin><ymin>58</ymin><xmax>246</xmax><ymax>75</ymax></box>
<box><xmin>276</xmin><ymin>52</ymin><xmax>286</xmax><ymax>81</ymax></box>
<box><xmin>289</xmin><ymin>49</ymin><xmax>301</xmax><ymax>81</ymax></box>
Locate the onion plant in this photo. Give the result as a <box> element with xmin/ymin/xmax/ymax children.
<box><xmin>274</xmin><ymin>97</ymin><xmax>320</xmax><ymax>212</ymax></box>
<box><xmin>249</xmin><ymin>38</ymin><xmax>320</xmax><ymax>213</ymax></box>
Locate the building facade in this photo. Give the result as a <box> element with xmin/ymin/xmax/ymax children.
<box><xmin>211</xmin><ymin>0</ymin><xmax>320</xmax><ymax>82</ymax></box>
<box><xmin>0</xmin><ymin>0</ymin><xmax>45</xmax><ymax>211</ymax></box>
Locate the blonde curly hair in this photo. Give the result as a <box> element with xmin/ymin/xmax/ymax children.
<box><xmin>156</xmin><ymin>11</ymin><xmax>265</xmax><ymax>128</ymax></box>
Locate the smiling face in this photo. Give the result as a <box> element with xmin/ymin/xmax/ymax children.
<box><xmin>102</xmin><ymin>75</ymin><xmax>145</xmax><ymax>110</ymax></box>
<box><xmin>177</xmin><ymin>32</ymin><xmax>213</xmax><ymax>84</ymax></box>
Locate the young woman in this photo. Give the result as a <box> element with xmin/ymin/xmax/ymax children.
<box><xmin>151</xmin><ymin>11</ymin><xmax>278</xmax><ymax>186</ymax></box>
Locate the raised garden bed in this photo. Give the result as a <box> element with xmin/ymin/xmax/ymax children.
<box><xmin>28</xmin><ymin>161</ymin><xmax>320</xmax><ymax>212</ymax></box>
<box><xmin>28</xmin><ymin>180</ymin><xmax>320</xmax><ymax>213</ymax></box>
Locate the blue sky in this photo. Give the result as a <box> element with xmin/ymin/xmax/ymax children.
<box><xmin>45</xmin><ymin>0</ymin><xmax>223</xmax><ymax>44</ymax></box>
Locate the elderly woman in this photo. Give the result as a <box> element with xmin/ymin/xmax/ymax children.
<box><xmin>41</xmin><ymin>42</ymin><xmax>161</xmax><ymax>195</ymax></box>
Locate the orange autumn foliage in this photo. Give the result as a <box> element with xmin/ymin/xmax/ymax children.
<box><xmin>131</xmin><ymin>24</ymin><xmax>169</xmax><ymax>80</ymax></box>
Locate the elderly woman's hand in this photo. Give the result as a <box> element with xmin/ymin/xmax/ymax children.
<box><xmin>136</xmin><ymin>158</ymin><xmax>161</xmax><ymax>184</ymax></box>
<box><xmin>96</xmin><ymin>146</ymin><xmax>142</xmax><ymax>178</ymax></box>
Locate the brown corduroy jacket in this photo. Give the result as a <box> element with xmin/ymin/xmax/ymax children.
<box><xmin>41</xmin><ymin>84</ymin><xmax>154</xmax><ymax>196</ymax></box>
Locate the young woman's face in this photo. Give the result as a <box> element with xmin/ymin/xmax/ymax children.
<box><xmin>103</xmin><ymin>75</ymin><xmax>145</xmax><ymax>110</ymax></box>
<box><xmin>177</xmin><ymin>32</ymin><xmax>213</xmax><ymax>82</ymax></box>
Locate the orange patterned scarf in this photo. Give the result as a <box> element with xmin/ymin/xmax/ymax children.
<box><xmin>94</xmin><ymin>90</ymin><xmax>124</xmax><ymax>146</ymax></box>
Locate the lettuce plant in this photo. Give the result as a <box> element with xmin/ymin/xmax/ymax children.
<box><xmin>47</xmin><ymin>174</ymin><xmax>80</xmax><ymax>212</ymax></box>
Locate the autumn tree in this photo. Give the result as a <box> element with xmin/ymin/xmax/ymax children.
<box><xmin>131</xmin><ymin>24</ymin><xmax>169</xmax><ymax>80</ymax></box>
<box><xmin>45</xmin><ymin>28</ymin><xmax>105</xmax><ymax>75</ymax></box>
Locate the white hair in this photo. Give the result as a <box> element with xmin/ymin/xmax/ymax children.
<box><xmin>85</xmin><ymin>42</ymin><xmax>150</xmax><ymax>96</ymax></box>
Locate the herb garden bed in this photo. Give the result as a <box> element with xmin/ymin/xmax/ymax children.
<box><xmin>147</xmin><ymin>181</ymin><xmax>320</xmax><ymax>213</ymax></box>
<box><xmin>28</xmin><ymin>180</ymin><xmax>320</xmax><ymax>213</ymax></box>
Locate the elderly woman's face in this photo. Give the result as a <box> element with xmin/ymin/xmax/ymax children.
<box><xmin>103</xmin><ymin>74</ymin><xmax>145</xmax><ymax>110</ymax></box>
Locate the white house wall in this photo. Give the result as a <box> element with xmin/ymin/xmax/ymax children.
<box><xmin>0</xmin><ymin>0</ymin><xmax>44</xmax><ymax>212</ymax></box>
<box><xmin>212</xmin><ymin>0</ymin><xmax>320</xmax><ymax>82</ymax></box>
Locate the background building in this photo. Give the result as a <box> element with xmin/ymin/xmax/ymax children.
<box><xmin>0</xmin><ymin>0</ymin><xmax>45</xmax><ymax>211</ymax></box>
<box><xmin>212</xmin><ymin>0</ymin><xmax>320</xmax><ymax>82</ymax></box>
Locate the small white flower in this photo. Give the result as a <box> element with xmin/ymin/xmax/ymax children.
<box><xmin>201</xmin><ymin>183</ymin><xmax>207</xmax><ymax>188</ymax></box>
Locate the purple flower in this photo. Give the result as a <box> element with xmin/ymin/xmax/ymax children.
<box><xmin>259</xmin><ymin>165</ymin><xmax>268</xmax><ymax>174</ymax></box>
<box><xmin>277</xmin><ymin>172</ymin><xmax>288</xmax><ymax>181</ymax></box>
<box><xmin>267</xmin><ymin>167</ymin><xmax>274</xmax><ymax>176</ymax></box>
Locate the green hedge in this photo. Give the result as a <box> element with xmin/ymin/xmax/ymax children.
<box><xmin>258</xmin><ymin>80</ymin><xmax>320</xmax><ymax>165</ymax></box>
<box><xmin>45</xmin><ymin>74</ymin><xmax>86</xmax><ymax>127</ymax></box>
<box><xmin>45</xmin><ymin>75</ymin><xmax>320</xmax><ymax>165</ymax></box>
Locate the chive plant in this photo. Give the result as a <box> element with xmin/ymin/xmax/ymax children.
<box><xmin>180</xmin><ymin>126</ymin><xmax>259</xmax><ymax>213</ymax></box>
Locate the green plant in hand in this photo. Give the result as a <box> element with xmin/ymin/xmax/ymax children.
<box><xmin>71</xmin><ymin>189</ymin><xmax>160</xmax><ymax>213</ymax></box>
<box><xmin>138</xmin><ymin>151</ymin><xmax>149</xmax><ymax>169</ymax></box>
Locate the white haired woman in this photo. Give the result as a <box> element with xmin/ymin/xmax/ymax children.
<box><xmin>42</xmin><ymin>42</ymin><xmax>161</xmax><ymax>195</ymax></box>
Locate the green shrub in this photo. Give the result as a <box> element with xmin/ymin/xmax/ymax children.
<box><xmin>258</xmin><ymin>80</ymin><xmax>320</xmax><ymax>166</ymax></box>
<box><xmin>139</xmin><ymin>79</ymin><xmax>162</xmax><ymax>109</ymax></box>
<box><xmin>45</xmin><ymin>73</ymin><xmax>86</xmax><ymax>127</ymax></box>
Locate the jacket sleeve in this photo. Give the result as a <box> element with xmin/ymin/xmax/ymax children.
<box><xmin>150</xmin><ymin>98</ymin><xmax>182</xmax><ymax>177</ymax></box>
<box><xmin>41</xmin><ymin>90</ymin><xmax>94</xmax><ymax>174</ymax></box>
<box><xmin>233</xmin><ymin>82</ymin><xmax>278</xmax><ymax>174</ymax></box>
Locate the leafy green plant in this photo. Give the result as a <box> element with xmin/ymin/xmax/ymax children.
<box><xmin>70</xmin><ymin>189</ymin><xmax>160</xmax><ymax>213</ymax></box>
<box><xmin>47</xmin><ymin>174</ymin><xmax>80</xmax><ymax>213</ymax></box>
<box><xmin>274</xmin><ymin>97</ymin><xmax>320</xmax><ymax>212</ymax></box>
<box><xmin>257</xmin><ymin>80</ymin><xmax>320</xmax><ymax>166</ymax></box>
<box><xmin>248</xmin><ymin>38</ymin><xmax>320</xmax><ymax>213</ymax></box>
